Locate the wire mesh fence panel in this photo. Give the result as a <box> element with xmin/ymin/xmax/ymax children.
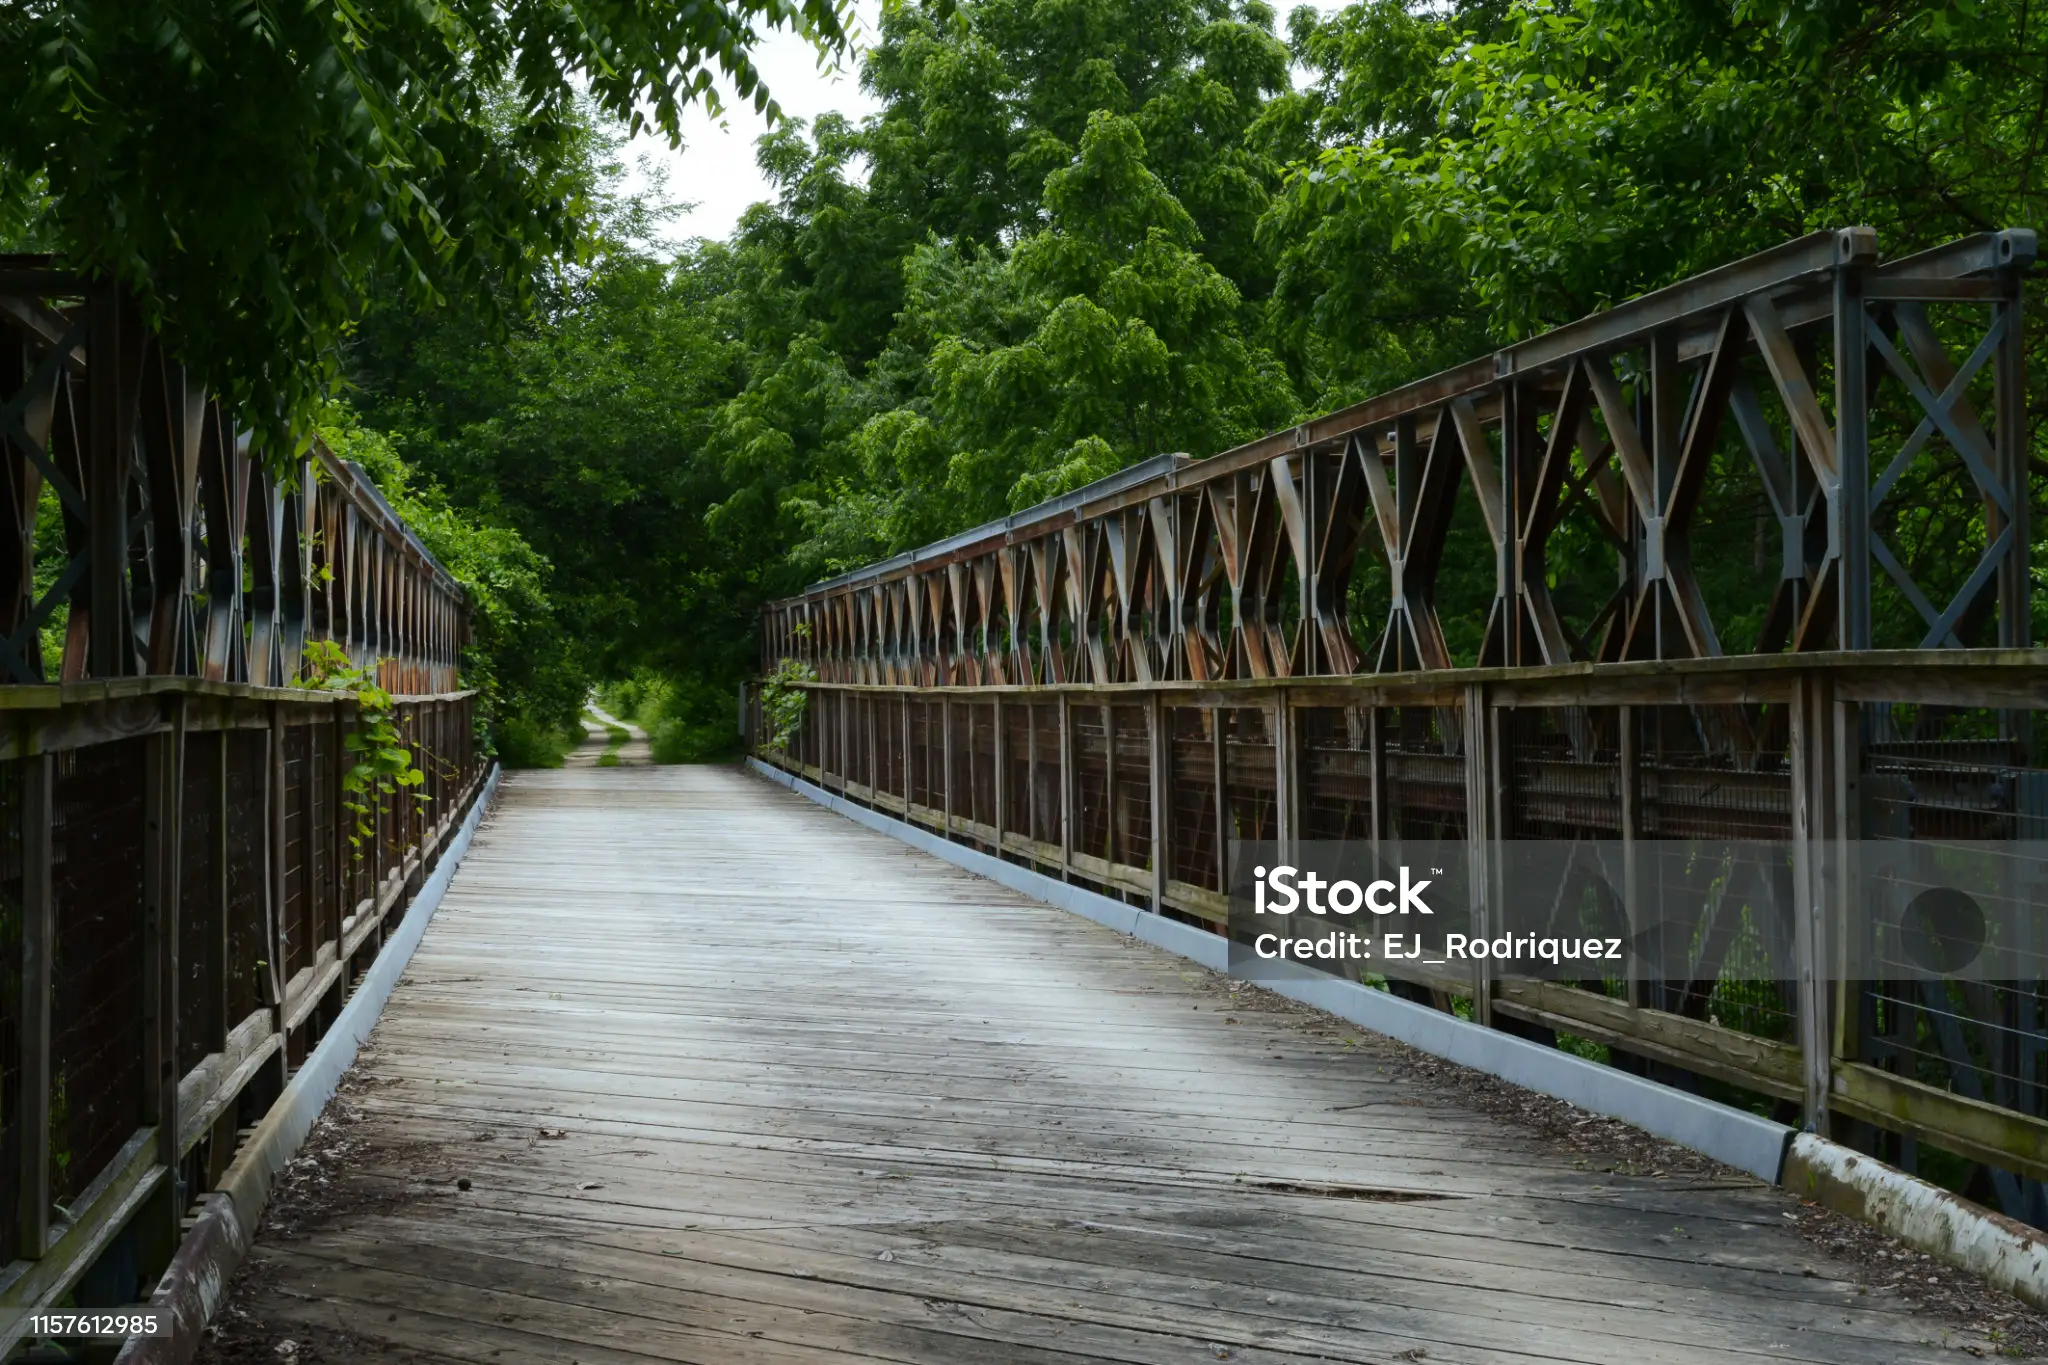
<box><xmin>1500</xmin><ymin>705</ymin><xmax>1622</xmax><ymax>839</ymax></box>
<box><xmin>1636</xmin><ymin>703</ymin><xmax>1793</xmax><ymax>842</ymax></box>
<box><xmin>177</xmin><ymin>733</ymin><xmax>222</xmax><ymax>1077</ymax></box>
<box><xmin>1167</xmin><ymin>705</ymin><xmax>1222</xmax><ymax>892</ymax></box>
<box><xmin>1489</xmin><ymin>704</ymin><xmax>1631</xmax><ymax>1020</ymax></box>
<box><xmin>398</xmin><ymin>710</ymin><xmax>420</xmax><ymax>861</ymax></box>
<box><xmin>1862</xmin><ymin>703</ymin><xmax>2042</xmax><ymax>841</ymax></box>
<box><xmin>973</xmin><ymin>702</ymin><xmax>999</xmax><ymax>832</ymax></box>
<box><xmin>1030</xmin><ymin>703</ymin><xmax>1061</xmax><ymax>849</ymax></box>
<box><xmin>1002</xmin><ymin>700</ymin><xmax>1033</xmax><ymax>842</ymax></box>
<box><xmin>309</xmin><ymin>721</ymin><xmax>336</xmax><ymax>949</ymax></box>
<box><xmin>0</xmin><ymin>757</ymin><xmax>21</xmax><ymax>1264</ymax></box>
<box><xmin>831</xmin><ymin>692</ymin><xmax>849</xmax><ymax>784</ymax></box>
<box><xmin>1301</xmin><ymin>706</ymin><xmax>1374</xmax><ymax>841</ymax></box>
<box><xmin>836</xmin><ymin>694</ymin><xmax>853</xmax><ymax>787</ymax></box>
<box><xmin>778</xmin><ymin>691</ymin><xmax>799</xmax><ymax>766</ymax></box>
<box><xmin>1072</xmin><ymin>705</ymin><xmax>1111</xmax><ymax>864</ymax></box>
<box><xmin>1641</xmin><ymin>704</ymin><xmax>1799</xmax><ymax>1044</ymax></box>
<box><xmin>1853</xmin><ymin>702</ymin><xmax>2047</xmax><ymax>1222</ymax></box>
<box><xmin>908</xmin><ymin>700</ymin><xmax>936</xmax><ymax>812</ymax></box>
<box><xmin>1222</xmin><ymin>708</ymin><xmax>1276</xmax><ymax>845</ymax></box>
<box><xmin>844</xmin><ymin>693</ymin><xmax>860</xmax><ymax>787</ymax></box>
<box><xmin>946</xmin><ymin>701</ymin><xmax>972</xmax><ymax>824</ymax></box>
<box><xmin>225</xmin><ymin>731</ymin><xmax>269</xmax><ymax>1033</ymax></box>
<box><xmin>381</xmin><ymin>729</ymin><xmax>407</xmax><ymax>881</ymax></box>
<box><xmin>50</xmin><ymin>739</ymin><xmax>146</xmax><ymax>1205</ymax></box>
<box><xmin>1487</xmin><ymin>702</ymin><xmax>1803</xmax><ymax>1063</ymax></box>
<box><xmin>414</xmin><ymin>706</ymin><xmax>437</xmax><ymax>825</ymax></box>
<box><xmin>282</xmin><ymin>725</ymin><xmax>310</xmax><ymax>980</ymax></box>
<box><xmin>872</xmin><ymin>696</ymin><xmax>899</xmax><ymax>800</ymax></box>
<box><xmin>871</xmin><ymin>696</ymin><xmax>887</xmax><ymax>796</ymax></box>
<box><xmin>853</xmin><ymin>695</ymin><xmax>873</xmax><ymax>792</ymax></box>
<box><xmin>1110</xmin><ymin>704</ymin><xmax>1151</xmax><ymax>872</ymax></box>
<box><xmin>1384</xmin><ymin>707</ymin><xmax>1464</xmax><ymax>839</ymax></box>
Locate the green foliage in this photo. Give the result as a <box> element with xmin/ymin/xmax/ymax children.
<box><xmin>279</xmin><ymin>0</ymin><xmax>2048</xmax><ymax>730</ymax></box>
<box><xmin>328</xmin><ymin>0</ymin><xmax>1313</xmax><ymax>717</ymax></box>
<box><xmin>298</xmin><ymin>640</ymin><xmax>427</xmax><ymax>851</ymax></box>
<box><xmin>600</xmin><ymin>670</ymin><xmax>746</xmax><ymax>764</ymax></box>
<box><xmin>495</xmin><ymin>715</ymin><xmax>580</xmax><ymax>769</ymax></box>
<box><xmin>596</xmin><ymin>674</ymin><xmax>666</xmax><ymax>729</ymax></box>
<box><xmin>346</xmin><ymin>184</ymin><xmax>756</xmax><ymax>694</ymax></box>
<box><xmin>0</xmin><ymin>0</ymin><xmax>851</xmax><ymax>461</ymax></box>
<box><xmin>760</xmin><ymin>657</ymin><xmax>817</xmax><ymax>752</ymax></box>
<box><xmin>316</xmin><ymin>408</ymin><xmax>585</xmax><ymax>747</ymax></box>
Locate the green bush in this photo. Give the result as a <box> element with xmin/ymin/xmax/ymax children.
<box><xmin>598</xmin><ymin>668</ymin><xmax>741</xmax><ymax>764</ymax></box>
<box><xmin>597</xmin><ymin>671</ymin><xmax>669</xmax><ymax>728</ymax></box>
<box><xmin>495</xmin><ymin>714</ymin><xmax>580</xmax><ymax>769</ymax></box>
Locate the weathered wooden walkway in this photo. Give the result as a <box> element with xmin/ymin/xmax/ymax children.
<box><xmin>209</xmin><ymin>758</ymin><xmax>1977</xmax><ymax>1365</ymax></box>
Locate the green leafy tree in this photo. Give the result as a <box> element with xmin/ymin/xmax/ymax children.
<box><xmin>930</xmin><ymin>110</ymin><xmax>1298</xmax><ymax>519</ymax></box>
<box><xmin>0</xmin><ymin>0</ymin><xmax>850</xmax><ymax>456</ymax></box>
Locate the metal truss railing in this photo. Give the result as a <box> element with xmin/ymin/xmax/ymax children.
<box><xmin>763</xmin><ymin>228</ymin><xmax>2035</xmax><ymax>686</ymax></box>
<box><xmin>0</xmin><ymin>265</ymin><xmax>466</xmax><ymax>693</ymax></box>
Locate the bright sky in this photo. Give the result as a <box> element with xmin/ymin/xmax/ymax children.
<box><xmin>624</xmin><ymin>0</ymin><xmax>1358</xmax><ymax>246</ymax></box>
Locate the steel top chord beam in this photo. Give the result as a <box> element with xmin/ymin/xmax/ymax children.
<box><xmin>765</xmin><ymin>226</ymin><xmax>2036</xmax><ymax>691</ymax></box>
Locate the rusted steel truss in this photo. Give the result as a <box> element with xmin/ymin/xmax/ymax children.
<box><xmin>764</xmin><ymin>228</ymin><xmax>2035</xmax><ymax>684</ymax></box>
<box><xmin>0</xmin><ymin>266</ymin><xmax>465</xmax><ymax>693</ymax></box>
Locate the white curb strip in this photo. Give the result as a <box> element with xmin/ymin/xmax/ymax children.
<box><xmin>1783</xmin><ymin>1133</ymin><xmax>2048</xmax><ymax>1309</ymax></box>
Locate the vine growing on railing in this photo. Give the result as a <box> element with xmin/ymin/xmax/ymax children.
<box><xmin>760</xmin><ymin>656</ymin><xmax>817</xmax><ymax>753</ymax></box>
<box><xmin>300</xmin><ymin>639</ymin><xmax>427</xmax><ymax>852</ymax></box>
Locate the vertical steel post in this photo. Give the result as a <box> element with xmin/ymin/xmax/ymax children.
<box><xmin>1367</xmin><ymin>706</ymin><xmax>1386</xmax><ymax>853</ymax></box>
<box><xmin>1272</xmin><ymin>695</ymin><xmax>1295</xmax><ymax>851</ymax></box>
<box><xmin>1790</xmin><ymin>670</ymin><xmax>1836</xmax><ymax>1130</ymax></box>
<box><xmin>86</xmin><ymin>285</ymin><xmax>136</xmax><ymax>678</ymax></box>
<box><xmin>1830</xmin><ymin>687</ymin><xmax>1864</xmax><ymax>1127</ymax></box>
<box><xmin>1619</xmin><ymin>705</ymin><xmax>1651</xmax><ymax>1007</ymax></box>
<box><xmin>1462</xmin><ymin>682</ymin><xmax>1495</xmax><ymax>1027</ymax></box>
<box><xmin>1835</xmin><ymin>236</ymin><xmax>1873</xmax><ymax>650</ymax></box>
<box><xmin>1994</xmin><ymin>247</ymin><xmax>2033</xmax><ymax>656</ymax></box>
<box><xmin>1648</xmin><ymin>329</ymin><xmax>1681</xmax><ymax>660</ymax></box>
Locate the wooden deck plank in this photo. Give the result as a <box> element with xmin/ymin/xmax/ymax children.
<box><xmin>209</xmin><ymin>764</ymin><xmax>1974</xmax><ymax>1364</ymax></box>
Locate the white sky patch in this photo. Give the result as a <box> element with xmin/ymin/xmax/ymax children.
<box><xmin>622</xmin><ymin>0</ymin><xmax>1359</xmax><ymax>247</ymax></box>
